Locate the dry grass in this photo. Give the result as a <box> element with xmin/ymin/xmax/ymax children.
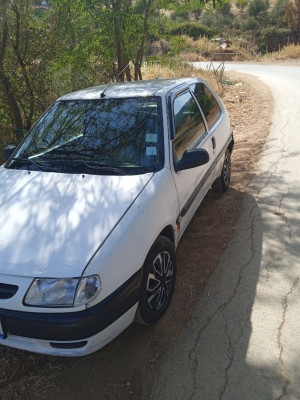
<box><xmin>180</xmin><ymin>36</ymin><xmax>220</xmax><ymax>59</ymax></box>
<box><xmin>178</xmin><ymin>35</ymin><xmax>255</xmax><ymax>62</ymax></box>
<box><xmin>263</xmin><ymin>44</ymin><xmax>300</xmax><ymax>60</ymax></box>
<box><xmin>184</xmin><ymin>36</ymin><xmax>218</xmax><ymax>54</ymax></box>
<box><xmin>232</xmin><ymin>47</ymin><xmax>254</xmax><ymax>61</ymax></box>
<box><xmin>182</xmin><ymin>52</ymin><xmax>206</xmax><ymax>62</ymax></box>
<box><xmin>0</xmin><ymin>346</ymin><xmax>63</xmax><ymax>400</ymax></box>
<box><xmin>141</xmin><ymin>62</ymin><xmax>221</xmax><ymax>94</ymax></box>
<box><xmin>142</xmin><ymin>61</ymin><xmax>199</xmax><ymax>80</ymax></box>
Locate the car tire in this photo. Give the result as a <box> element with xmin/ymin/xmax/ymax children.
<box><xmin>135</xmin><ymin>235</ymin><xmax>176</xmax><ymax>325</ymax></box>
<box><xmin>212</xmin><ymin>149</ymin><xmax>231</xmax><ymax>192</ymax></box>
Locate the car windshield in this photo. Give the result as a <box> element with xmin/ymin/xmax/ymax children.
<box><xmin>7</xmin><ymin>97</ymin><xmax>164</xmax><ymax>175</ymax></box>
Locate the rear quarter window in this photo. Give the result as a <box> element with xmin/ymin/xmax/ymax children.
<box><xmin>190</xmin><ymin>83</ymin><xmax>222</xmax><ymax>131</ymax></box>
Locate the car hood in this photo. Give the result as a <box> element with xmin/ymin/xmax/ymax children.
<box><xmin>0</xmin><ymin>168</ymin><xmax>152</xmax><ymax>278</ymax></box>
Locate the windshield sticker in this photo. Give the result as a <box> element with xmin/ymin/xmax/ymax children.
<box><xmin>146</xmin><ymin>134</ymin><xmax>158</xmax><ymax>143</ymax></box>
<box><xmin>146</xmin><ymin>147</ymin><xmax>157</xmax><ymax>156</ymax></box>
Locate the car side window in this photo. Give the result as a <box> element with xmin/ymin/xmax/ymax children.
<box><xmin>190</xmin><ymin>83</ymin><xmax>221</xmax><ymax>130</ymax></box>
<box><xmin>173</xmin><ymin>91</ymin><xmax>206</xmax><ymax>161</ymax></box>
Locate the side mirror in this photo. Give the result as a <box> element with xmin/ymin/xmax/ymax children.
<box><xmin>175</xmin><ymin>148</ymin><xmax>209</xmax><ymax>172</ymax></box>
<box><xmin>4</xmin><ymin>145</ymin><xmax>16</xmax><ymax>160</ymax></box>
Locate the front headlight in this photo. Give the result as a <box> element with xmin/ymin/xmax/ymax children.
<box><xmin>24</xmin><ymin>275</ymin><xmax>101</xmax><ymax>307</ymax></box>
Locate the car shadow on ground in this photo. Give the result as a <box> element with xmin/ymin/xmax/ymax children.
<box><xmin>151</xmin><ymin>190</ymin><xmax>267</xmax><ymax>399</ymax></box>
<box><xmin>150</xmin><ymin>175</ymin><xmax>300</xmax><ymax>400</ymax></box>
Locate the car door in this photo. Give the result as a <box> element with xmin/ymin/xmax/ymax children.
<box><xmin>169</xmin><ymin>89</ymin><xmax>216</xmax><ymax>238</ymax></box>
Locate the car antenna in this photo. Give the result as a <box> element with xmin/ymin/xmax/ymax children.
<box><xmin>101</xmin><ymin>62</ymin><xmax>131</xmax><ymax>98</ymax></box>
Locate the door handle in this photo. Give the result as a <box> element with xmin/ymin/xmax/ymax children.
<box><xmin>212</xmin><ymin>137</ymin><xmax>216</xmax><ymax>149</ymax></box>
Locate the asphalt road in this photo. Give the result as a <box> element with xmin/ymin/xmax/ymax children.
<box><xmin>150</xmin><ymin>63</ymin><xmax>300</xmax><ymax>400</ymax></box>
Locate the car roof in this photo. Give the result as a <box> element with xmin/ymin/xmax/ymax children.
<box><xmin>59</xmin><ymin>77</ymin><xmax>203</xmax><ymax>100</ymax></box>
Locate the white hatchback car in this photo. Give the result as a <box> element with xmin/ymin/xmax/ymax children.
<box><xmin>0</xmin><ymin>78</ymin><xmax>233</xmax><ymax>356</ymax></box>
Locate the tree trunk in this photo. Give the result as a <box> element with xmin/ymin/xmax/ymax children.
<box><xmin>0</xmin><ymin>0</ymin><xmax>24</xmax><ymax>141</ymax></box>
<box><xmin>11</xmin><ymin>3</ymin><xmax>35</xmax><ymax>130</ymax></box>
<box><xmin>0</xmin><ymin>67</ymin><xmax>24</xmax><ymax>141</ymax></box>
<box><xmin>134</xmin><ymin>0</ymin><xmax>153</xmax><ymax>80</ymax></box>
<box><xmin>112</xmin><ymin>0</ymin><xmax>132</xmax><ymax>81</ymax></box>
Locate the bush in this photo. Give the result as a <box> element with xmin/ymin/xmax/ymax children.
<box><xmin>247</xmin><ymin>0</ymin><xmax>269</xmax><ymax>17</ymax></box>
<box><xmin>236</xmin><ymin>0</ymin><xmax>248</xmax><ymax>9</ymax></box>
<box><xmin>259</xmin><ymin>26</ymin><xmax>293</xmax><ymax>51</ymax></box>
<box><xmin>168</xmin><ymin>22</ymin><xmax>215</xmax><ymax>39</ymax></box>
<box><xmin>284</xmin><ymin>0</ymin><xmax>300</xmax><ymax>32</ymax></box>
<box><xmin>271</xmin><ymin>0</ymin><xmax>289</xmax><ymax>25</ymax></box>
<box><xmin>240</xmin><ymin>16</ymin><xmax>260</xmax><ymax>30</ymax></box>
<box><xmin>170</xmin><ymin>10</ymin><xmax>190</xmax><ymax>22</ymax></box>
<box><xmin>199</xmin><ymin>12</ymin><xmax>218</xmax><ymax>27</ymax></box>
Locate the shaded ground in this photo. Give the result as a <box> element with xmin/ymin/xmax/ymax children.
<box><xmin>0</xmin><ymin>72</ymin><xmax>273</xmax><ymax>400</ymax></box>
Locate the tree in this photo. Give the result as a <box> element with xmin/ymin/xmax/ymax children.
<box><xmin>93</xmin><ymin>0</ymin><xmax>159</xmax><ymax>81</ymax></box>
<box><xmin>0</xmin><ymin>0</ymin><xmax>55</xmax><ymax>140</ymax></box>
<box><xmin>93</xmin><ymin>0</ymin><xmax>227</xmax><ymax>81</ymax></box>
<box><xmin>0</xmin><ymin>0</ymin><xmax>23</xmax><ymax>140</ymax></box>
<box><xmin>271</xmin><ymin>0</ymin><xmax>289</xmax><ymax>26</ymax></box>
<box><xmin>284</xmin><ymin>0</ymin><xmax>300</xmax><ymax>32</ymax></box>
<box><xmin>246</xmin><ymin>0</ymin><xmax>270</xmax><ymax>27</ymax></box>
<box><xmin>1</xmin><ymin>0</ymin><xmax>228</xmax><ymax>139</ymax></box>
<box><xmin>247</xmin><ymin>0</ymin><xmax>269</xmax><ymax>18</ymax></box>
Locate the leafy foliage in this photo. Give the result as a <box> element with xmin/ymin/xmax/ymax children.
<box><xmin>284</xmin><ymin>0</ymin><xmax>300</xmax><ymax>32</ymax></box>
<box><xmin>168</xmin><ymin>22</ymin><xmax>215</xmax><ymax>39</ymax></box>
<box><xmin>0</xmin><ymin>0</ymin><xmax>228</xmax><ymax>143</ymax></box>
<box><xmin>259</xmin><ymin>26</ymin><xmax>293</xmax><ymax>51</ymax></box>
<box><xmin>240</xmin><ymin>15</ymin><xmax>260</xmax><ymax>30</ymax></box>
<box><xmin>271</xmin><ymin>0</ymin><xmax>289</xmax><ymax>26</ymax></box>
<box><xmin>0</xmin><ymin>0</ymin><xmax>298</xmax><ymax>149</ymax></box>
<box><xmin>0</xmin><ymin>0</ymin><xmax>56</xmax><ymax>140</ymax></box>
<box><xmin>236</xmin><ymin>0</ymin><xmax>248</xmax><ymax>9</ymax></box>
<box><xmin>246</xmin><ymin>0</ymin><xmax>269</xmax><ymax>18</ymax></box>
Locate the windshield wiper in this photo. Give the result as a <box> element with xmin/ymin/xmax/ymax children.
<box><xmin>7</xmin><ymin>157</ymin><xmax>51</xmax><ymax>172</ymax></box>
<box><xmin>28</xmin><ymin>156</ymin><xmax>126</xmax><ymax>176</ymax></box>
<box><xmin>71</xmin><ymin>159</ymin><xmax>126</xmax><ymax>175</ymax></box>
<box><xmin>7</xmin><ymin>155</ymin><xmax>126</xmax><ymax>175</ymax></box>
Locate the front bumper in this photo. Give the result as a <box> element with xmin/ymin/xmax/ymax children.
<box><xmin>0</xmin><ymin>270</ymin><xmax>141</xmax><ymax>356</ymax></box>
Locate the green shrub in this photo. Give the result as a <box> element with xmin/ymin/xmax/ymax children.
<box><xmin>199</xmin><ymin>12</ymin><xmax>218</xmax><ymax>27</ymax></box>
<box><xmin>240</xmin><ymin>16</ymin><xmax>260</xmax><ymax>30</ymax></box>
<box><xmin>247</xmin><ymin>0</ymin><xmax>269</xmax><ymax>17</ymax></box>
<box><xmin>236</xmin><ymin>0</ymin><xmax>248</xmax><ymax>9</ymax></box>
<box><xmin>271</xmin><ymin>0</ymin><xmax>289</xmax><ymax>25</ymax></box>
<box><xmin>170</xmin><ymin>10</ymin><xmax>190</xmax><ymax>22</ymax></box>
<box><xmin>168</xmin><ymin>22</ymin><xmax>215</xmax><ymax>39</ymax></box>
<box><xmin>259</xmin><ymin>26</ymin><xmax>293</xmax><ymax>52</ymax></box>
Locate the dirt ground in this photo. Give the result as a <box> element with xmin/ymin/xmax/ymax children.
<box><xmin>0</xmin><ymin>72</ymin><xmax>273</xmax><ymax>400</ymax></box>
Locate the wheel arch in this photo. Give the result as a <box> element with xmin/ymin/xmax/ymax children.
<box><xmin>159</xmin><ymin>225</ymin><xmax>176</xmax><ymax>246</ymax></box>
<box><xmin>228</xmin><ymin>136</ymin><xmax>234</xmax><ymax>154</ymax></box>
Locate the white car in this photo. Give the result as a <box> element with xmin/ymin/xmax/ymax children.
<box><xmin>0</xmin><ymin>78</ymin><xmax>233</xmax><ymax>356</ymax></box>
